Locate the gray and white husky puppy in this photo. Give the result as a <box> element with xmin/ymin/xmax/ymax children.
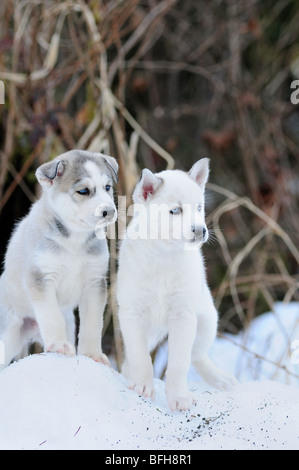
<box><xmin>0</xmin><ymin>150</ymin><xmax>118</xmax><ymax>369</ymax></box>
<box><xmin>117</xmin><ymin>158</ymin><xmax>237</xmax><ymax>411</ymax></box>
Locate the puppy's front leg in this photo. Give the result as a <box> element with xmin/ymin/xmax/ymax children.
<box><xmin>77</xmin><ymin>280</ymin><xmax>110</xmax><ymax>365</ymax></box>
<box><xmin>166</xmin><ymin>313</ymin><xmax>197</xmax><ymax>411</ymax></box>
<box><xmin>31</xmin><ymin>282</ymin><xmax>75</xmax><ymax>356</ymax></box>
<box><xmin>119</xmin><ymin>316</ymin><xmax>155</xmax><ymax>400</ymax></box>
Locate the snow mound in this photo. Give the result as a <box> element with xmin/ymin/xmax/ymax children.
<box><xmin>0</xmin><ymin>354</ymin><xmax>298</xmax><ymax>450</ymax></box>
<box><xmin>210</xmin><ymin>302</ymin><xmax>299</xmax><ymax>385</ymax></box>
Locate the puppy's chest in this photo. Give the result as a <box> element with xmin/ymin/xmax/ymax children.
<box><xmin>35</xmin><ymin>237</ymin><xmax>108</xmax><ymax>300</ymax></box>
<box><xmin>140</xmin><ymin>257</ymin><xmax>202</xmax><ymax>323</ymax></box>
<box><xmin>143</xmin><ymin>269</ymin><xmax>187</xmax><ymax>318</ymax></box>
<box><xmin>149</xmin><ymin>276</ymin><xmax>172</xmax><ymax>324</ymax></box>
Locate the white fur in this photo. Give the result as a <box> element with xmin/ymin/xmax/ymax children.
<box><xmin>117</xmin><ymin>159</ymin><xmax>237</xmax><ymax>411</ymax></box>
<box><xmin>0</xmin><ymin>150</ymin><xmax>118</xmax><ymax>369</ymax></box>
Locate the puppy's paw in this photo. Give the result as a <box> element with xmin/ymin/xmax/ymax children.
<box><xmin>129</xmin><ymin>381</ymin><xmax>155</xmax><ymax>401</ymax></box>
<box><xmin>46</xmin><ymin>341</ymin><xmax>76</xmax><ymax>357</ymax></box>
<box><xmin>166</xmin><ymin>388</ymin><xmax>197</xmax><ymax>412</ymax></box>
<box><xmin>86</xmin><ymin>352</ymin><xmax>111</xmax><ymax>367</ymax></box>
<box><xmin>208</xmin><ymin>371</ymin><xmax>239</xmax><ymax>391</ymax></box>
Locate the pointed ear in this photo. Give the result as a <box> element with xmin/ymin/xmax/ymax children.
<box><xmin>102</xmin><ymin>155</ymin><xmax>119</xmax><ymax>183</ymax></box>
<box><xmin>36</xmin><ymin>160</ymin><xmax>66</xmax><ymax>187</ymax></box>
<box><xmin>135</xmin><ymin>168</ymin><xmax>163</xmax><ymax>201</ymax></box>
<box><xmin>189</xmin><ymin>158</ymin><xmax>210</xmax><ymax>188</ymax></box>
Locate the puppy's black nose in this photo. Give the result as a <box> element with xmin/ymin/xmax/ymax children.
<box><xmin>102</xmin><ymin>208</ymin><xmax>115</xmax><ymax>219</ymax></box>
<box><xmin>191</xmin><ymin>225</ymin><xmax>207</xmax><ymax>239</ymax></box>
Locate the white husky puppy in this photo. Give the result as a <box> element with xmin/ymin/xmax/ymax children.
<box><xmin>0</xmin><ymin>150</ymin><xmax>118</xmax><ymax>370</ymax></box>
<box><xmin>117</xmin><ymin>158</ymin><xmax>237</xmax><ymax>411</ymax></box>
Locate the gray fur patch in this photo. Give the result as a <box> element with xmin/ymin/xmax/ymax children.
<box><xmin>30</xmin><ymin>270</ymin><xmax>46</xmax><ymax>291</ymax></box>
<box><xmin>51</xmin><ymin>150</ymin><xmax>117</xmax><ymax>193</ymax></box>
<box><xmin>103</xmin><ymin>158</ymin><xmax>118</xmax><ymax>183</ymax></box>
<box><xmin>52</xmin><ymin>218</ymin><xmax>70</xmax><ymax>238</ymax></box>
<box><xmin>39</xmin><ymin>237</ymin><xmax>64</xmax><ymax>254</ymax></box>
<box><xmin>85</xmin><ymin>233</ymin><xmax>107</xmax><ymax>255</ymax></box>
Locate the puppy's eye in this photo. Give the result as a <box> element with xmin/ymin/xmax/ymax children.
<box><xmin>170</xmin><ymin>207</ymin><xmax>182</xmax><ymax>215</ymax></box>
<box><xmin>198</xmin><ymin>204</ymin><xmax>203</xmax><ymax>212</ymax></box>
<box><xmin>105</xmin><ymin>184</ymin><xmax>112</xmax><ymax>192</ymax></box>
<box><xmin>77</xmin><ymin>188</ymin><xmax>90</xmax><ymax>196</ymax></box>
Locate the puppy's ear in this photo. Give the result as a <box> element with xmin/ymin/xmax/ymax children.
<box><xmin>135</xmin><ymin>169</ymin><xmax>163</xmax><ymax>201</ymax></box>
<box><xmin>102</xmin><ymin>155</ymin><xmax>119</xmax><ymax>184</ymax></box>
<box><xmin>189</xmin><ymin>158</ymin><xmax>210</xmax><ymax>189</ymax></box>
<box><xmin>36</xmin><ymin>160</ymin><xmax>66</xmax><ymax>187</ymax></box>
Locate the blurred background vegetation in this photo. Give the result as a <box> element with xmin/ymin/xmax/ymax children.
<box><xmin>0</xmin><ymin>0</ymin><xmax>298</xmax><ymax>369</ymax></box>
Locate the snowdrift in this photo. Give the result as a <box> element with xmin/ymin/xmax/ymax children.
<box><xmin>0</xmin><ymin>353</ymin><xmax>298</xmax><ymax>450</ymax></box>
<box><xmin>155</xmin><ymin>302</ymin><xmax>299</xmax><ymax>386</ymax></box>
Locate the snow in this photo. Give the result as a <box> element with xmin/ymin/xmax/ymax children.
<box><xmin>209</xmin><ymin>301</ymin><xmax>299</xmax><ymax>385</ymax></box>
<box><xmin>0</xmin><ymin>302</ymin><xmax>298</xmax><ymax>450</ymax></box>
<box><xmin>155</xmin><ymin>301</ymin><xmax>299</xmax><ymax>386</ymax></box>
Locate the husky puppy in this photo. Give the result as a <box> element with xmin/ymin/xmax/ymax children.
<box><xmin>117</xmin><ymin>158</ymin><xmax>237</xmax><ymax>411</ymax></box>
<box><xmin>0</xmin><ymin>150</ymin><xmax>118</xmax><ymax>369</ymax></box>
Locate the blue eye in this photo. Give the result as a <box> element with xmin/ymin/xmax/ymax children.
<box><xmin>198</xmin><ymin>204</ymin><xmax>202</xmax><ymax>211</ymax></box>
<box><xmin>170</xmin><ymin>207</ymin><xmax>182</xmax><ymax>215</ymax></box>
<box><xmin>77</xmin><ymin>188</ymin><xmax>90</xmax><ymax>196</ymax></box>
<box><xmin>105</xmin><ymin>184</ymin><xmax>112</xmax><ymax>192</ymax></box>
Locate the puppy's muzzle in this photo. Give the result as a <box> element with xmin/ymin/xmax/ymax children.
<box><xmin>101</xmin><ymin>207</ymin><xmax>116</xmax><ymax>220</ymax></box>
<box><xmin>95</xmin><ymin>204</ymin><xmax>117</xmax><ymax>225</ymax></box>
<box><xmin>191</xmin><ymin>225</ymin><xmax>208</xmax><ymax>243</ymax></box>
